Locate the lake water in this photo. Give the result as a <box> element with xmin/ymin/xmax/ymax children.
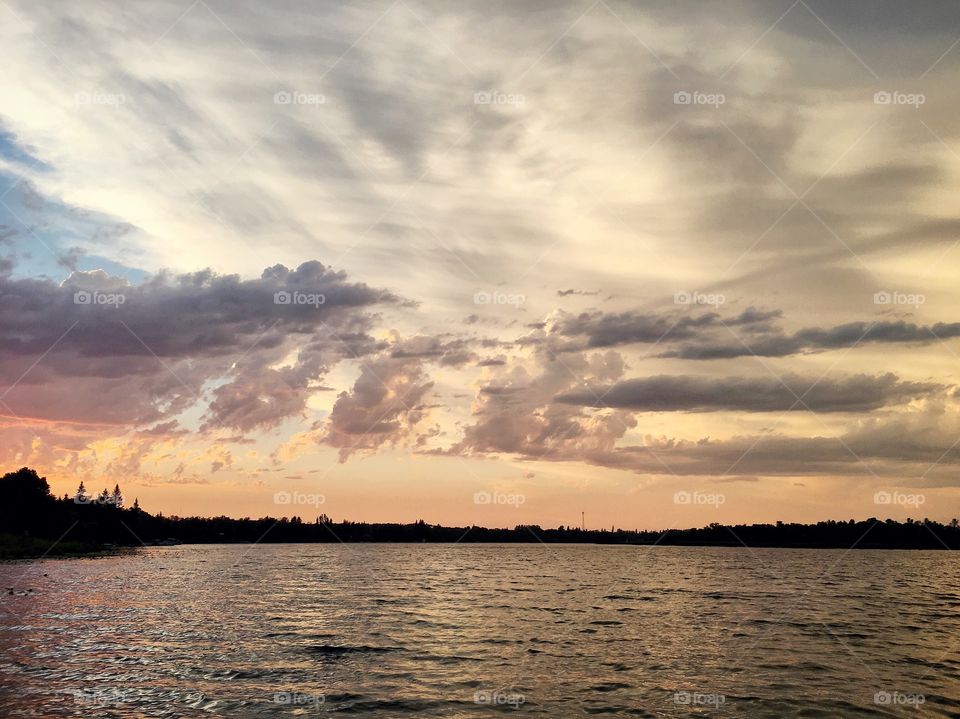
<box><xmin>1</xmin><ymin>544</ymin><xmax>958</xmax><ymax>717</ymax></box>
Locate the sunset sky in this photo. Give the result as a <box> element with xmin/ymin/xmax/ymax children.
<box><xmin>2</xmin><ymin>0</ymin><xmax>960</xmax><ymax>528</ymax></box>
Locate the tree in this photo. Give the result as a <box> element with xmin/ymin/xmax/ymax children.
<box><xmin>97</xmin><ymin>488</ymin><xmax>111</xmax><ymax>505</ymax></box>
<box><xmin>75</xmin><ymin>481</ymin><xmax>90</xmax><ymax>504</ymax></box>
<box><xmin>111</xmin><ymin>484</ymin><xmax>124</xmax><ymax>509</ymax></box>
<box><xmin>0</xmin><ymin>467</ymin><xmax>52</xmax><ymax>504</ymax></box>
<box><xmin>0</xmin><ymin>468</ymin><xmax>55</xmax><ymax>534</ymax></box>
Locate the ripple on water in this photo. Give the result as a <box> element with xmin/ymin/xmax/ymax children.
<box><xmin>2</xmin><ymin>544</ymin><xmax>960</xmax><ymax>718</ymax></box>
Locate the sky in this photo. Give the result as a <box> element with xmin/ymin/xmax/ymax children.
<box><xmin>1</xmin><ymin>0</ymin><xmax>960</xmax><ymax>529</ymax></box>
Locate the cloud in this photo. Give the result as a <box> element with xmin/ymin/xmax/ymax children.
<box><xmin>388</xmin><ymin>334</ymin><xmax>477</xmax><ymax>367</ymax></box>
<box><xmin>0</xmin><ymin>261</ymin><xmax>402</xmax><ymax>429</ymax></box>
<box><xmin>448</xmin><ymin>344</ymin><xmax>634</xmax><ymax>458</ymax></box>
<box><xmin>323</xmin><ymin>350</ymin><xmax>435</xmax><ymax>462</ymax></box>
<box><xmin>531</xmin><ymin>308</ymin><xmax>960</xmax><ymax>361</ymax></box>
<box><xmin>450</xmin><ymin>398</ymin><xmax>960</xmax><ymax>483</ymax></box>
<box><xmin>61</xmin><ymin>268</ymin><xmax>130</xmax><ymax>291</ymax></box>
<box><xmin>56</xmin><ymin>246</ymin><xmax>87</xmax><ymax>272</ymax></box>
<box><xmin>665</xmin><ymin>320</ymin><xmax>960</xmax><ymax>359</ymax></box>
<box><xmin>540</xmin><ymin>309</ymin><xmax>720</xmax><ymax>349</ymax></box>
<box><xmin>442</xmin><ymin>308</ymin><xmax>960</xmax><ymax>483</ymax></box>
<box><xmin>3</xmin><ymin>0</ymin><xmax>960</xmax><ymax>515</ymax></box>
<box><xmin>602</xmin><ymin>400</ymin><xmax>960</xmax><ymax>481</ymax></box>
<box><xmin>555</xmin><ymin>373</ymin><xmax>940</xmax><ymax>413</ymax></box>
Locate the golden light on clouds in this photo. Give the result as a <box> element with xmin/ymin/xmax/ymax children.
<box><xmin>0</xmin><ymin>0</ymin><xmax>959</xmax><ymax>527</ymax></box>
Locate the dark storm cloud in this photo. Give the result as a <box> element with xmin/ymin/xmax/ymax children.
<box><xmin>555</xmin><ymin>373</ymin><xmax>940</xmax><ymax>413</ymax></box>
<box><xmin>665</xmin><ymin>321</ymin><xmax>960</xmax><ymax>359</ymax></box>
<box><xmin>543</xmin><ymin>308</ymin><xmax>960</xmax><ymax>359</ymax></box>
<box><xmin>0</xmin><ymin>261</ymin><xmax>402</xmax><ymax>428</ymax></box>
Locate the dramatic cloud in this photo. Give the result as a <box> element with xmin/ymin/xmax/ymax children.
<box><xmin>2</xmin><ymin>0</ymin><xmax>960</xmax><ymax>522</ymax></box>
<box><xmin>665</xmin><ymin>321</ymin><xmax>960</xmax><ymax>360</ymax></box>
<box><xmin>0</xmin><ymin>261</ymin><xmax>401</xmax><ymax>430</ymax></box>
<box><xmin>555</xmin><ymin>373</ymin><xmax>941</xmax><ymax>413</ymax></box>
<box><xmin>536</xmin><ymin>309</ymin><xmax>960</xmax><ymax>360</ymax></box>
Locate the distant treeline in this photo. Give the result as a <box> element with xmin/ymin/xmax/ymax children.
<box><xmin>2</xmin><ymin>467</ymin><xmax>959</xmax><ymax>557</ymax></box>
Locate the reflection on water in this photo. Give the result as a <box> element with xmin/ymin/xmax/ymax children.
<box><xmin>0</xmin><ymin>544</ymin><xmax>959</xmax><ymax>717</ymax></box>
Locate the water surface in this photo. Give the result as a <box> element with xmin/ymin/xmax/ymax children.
<box><xmin>1</xmin><ymin>544</ymin><xmax>958</xmax><ymax>716</ymax></box>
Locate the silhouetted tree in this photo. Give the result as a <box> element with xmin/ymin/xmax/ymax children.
<box><xmin>6</xmin><ymin>466</ymin><xmax>960</xmax><ymax>555</ymax></box>
<box><xmin>0</xmin><ymin>467</ymin><xmax>55</xmax><ymax>535</ymax></box>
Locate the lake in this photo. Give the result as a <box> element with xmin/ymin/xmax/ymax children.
<box><xmin>1</xmin><ymin>544</ymin><xmax>958</xmax><ymax>716</ymax></box>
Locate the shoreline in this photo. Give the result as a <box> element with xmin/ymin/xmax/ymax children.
<box><xmin>3</xmin><ymin>538</ymin><xmax>956</xmax><ymax>560</ymax></box>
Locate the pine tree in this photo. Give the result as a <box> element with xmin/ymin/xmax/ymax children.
<box><xmin>111</xmin><ymin>484</ymin><xmax>124</xmax><ymax>509</ymax></box>
<box><xmin>97</xmin><ymin>488</ymin><xmax>110</xmax><ymax>505</ymax></box>
<box><xmin>75</xmin><ymin>481</ymin><xmax>89</xmax><ymax>504</ymax></box>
